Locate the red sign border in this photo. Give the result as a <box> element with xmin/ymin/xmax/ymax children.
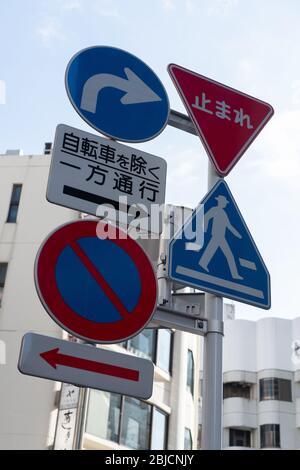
<box><xmin>35</xmin><ymin>220</ymin><xmax>157</xmax><ymax>344</ymax></box>
<box><xmin>168</xmin><ymin>63</ymin><xmax>274</xmax><ymax>176</ymax></box>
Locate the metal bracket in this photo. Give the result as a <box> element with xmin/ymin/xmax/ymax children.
<box><xmin>168</xmin><ymin>109</ymin><xmax>197</xmax><ymax>136</ymax></box>
<box><xmin>172</xmin><ymin>292</ymin><xmax>205</xmax><ymax>318</ymax></box>
<box><xmin>207</xmin><ymin>319</ymin><xmax>224</xmax><ymax>335</ymax></box>
<box><xmin>148</xmin><ymin>306</ymin><xmax>207</xmax><ymax>336</ymax></box>
<box><xmin>157</xmin><ymin>207</ymin><xmax>174</xmax><ymax>306</ymax></box>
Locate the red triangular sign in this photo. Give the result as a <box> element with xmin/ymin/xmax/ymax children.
<box><xmin>168</xmin><ymin>64</ymin><xmax>274</xmax><ymax>176</ymax></box>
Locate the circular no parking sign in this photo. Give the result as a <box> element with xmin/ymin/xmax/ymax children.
<box><xmin>35</xmin><ymin>220</ymin><xmax>157</xmax><ymax>343</ymax></box>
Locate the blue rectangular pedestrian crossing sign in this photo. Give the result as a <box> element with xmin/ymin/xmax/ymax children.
<box><xmin>168</xmin><ymin>180</ymin><xmax>271</xmax><ymax>309</ymax></box>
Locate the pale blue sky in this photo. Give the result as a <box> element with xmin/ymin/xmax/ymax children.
<box><xmin>1</xmin><ymin>0</ymin><xmax>300</xmax><ymax>320</ymax></box>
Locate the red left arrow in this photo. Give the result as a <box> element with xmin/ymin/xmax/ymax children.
<box><xmin>40</xmin><ymin>348</ymin><xmax>139</xmax><ymax>382</ymax></box>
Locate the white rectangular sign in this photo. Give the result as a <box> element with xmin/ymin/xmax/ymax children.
<box><xmin>18</xmin><ymin>333</ymin><xmax>154</xmax><ymax>399</ymax></box>
<box><xmin>54</xmin><ymin>407</ymin><xmax>77</xmax><ymax>450</ymax></box>
<box><xmin>59</xmin><ymin>383</ymin><xmax>80</xmax><ymax>410</ymax></box>
<box><xmin>47</xmin><ymin>124</ymin><xmax>167</xmax><ymax>220</ymax></box>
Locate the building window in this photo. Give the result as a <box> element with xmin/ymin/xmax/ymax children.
<box><xmin>86</xmin><ymin>391</ymin><xmax>168</xmax><ymax>450</ymax></box>
<box><xmin>229</xmin><ymin>428</ymin><xmax>251</xmax><ymax>447</ymax></box>
<box><xmin>7</xmin><ymin>184</ymin><xmax>22</xmax><ymax>223</ymax></box>
<box><xmin>197</xmin><ymin>425</ymin><xmax>202</xmax><ymax>449</ymax></box>
<box><xmin>85</xmin><ymin>390</ymin><xmax>121</xmax><ymax>443</ymax></box>
<box><xmin>187</xmin><ymin>349</ymin><xmax>194</xmax><ymax>396</ymax></box>
<box><xmin>0</xmin><ymin>263</ymin><xmax>8</xmax><ymax>307</ymax></box>
<box><xmin>259</xmin><ymin>378</ymin><xmax>292</xmax><ymax>402</ymax></box>
<box><xmin>260</xmin><ymin>424</ymin><xmax>280</xmax><ymax>448</ymax></box>
<box><xmin>184</xmin><ymin>428</ymin><xmax>193</xmax><ymax>450</ymax></box>
<box><xmin>122</xmin><ymin>329</ymin><xmax>173</xmax><ymax>374</ymax></box>
<box><xmin>121</xmin><ymin>397</ymin><xmax>151</xmax><ymax>449</ymax></box>
<box><xmin>127</xmin><ymin>329</ymin><xmax>156</xmax><ymax>361</ymax></box>
<box><xmin>156</xmin><ymin>329</ymin><xmax>172</xmax><ymax>373</ymax></box>
<box><xmin>150</xmin><ymin>407</ymin><xmax>168</xmax><ymax>450</ymax></box>
<box><xmin>224</xmin><ymin>382</ymin><xmax>251</xmax><ymax>399</ymax></box>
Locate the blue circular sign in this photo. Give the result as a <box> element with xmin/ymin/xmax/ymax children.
<box><xmin>35</xmin><ymin>221</ymin><xmax>157</xmax><ymax>343</ymax></box>
<box><xmin>65</xmin><ymin>46</ymin><xmax>170</xmax><ymax>143</ymax></box>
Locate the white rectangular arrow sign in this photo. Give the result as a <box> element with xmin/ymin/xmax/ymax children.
<box><xmin>47</xmin><ymin>124</ymin><xmax>167</xmax><ymax>232</ymax></box>
<box><xmin>18</xmin><ymin>333</ymin><xmax>154</xmax><ymax>399</ymax></box>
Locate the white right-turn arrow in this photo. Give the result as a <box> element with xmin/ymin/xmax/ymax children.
<box><xmin>80</xmin><ymin>67</ymin><xmax>162</xmax><ymax>113</ymax></box>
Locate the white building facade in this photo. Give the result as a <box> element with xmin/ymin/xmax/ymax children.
<box><xmin>221</xmin><ymin>317</ymin><xmax>300</xmax><ymax>449</ymax></box>
<box><xmin>0</xmin><ymin>149</ymin><xmax>78</xmax><ymax>449</ymax></box>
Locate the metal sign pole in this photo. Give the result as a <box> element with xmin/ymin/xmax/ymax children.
<box><xmin>73</xmin><ymin>386</ymin><xmax>88</xmax><ymax>450</ymax></box>
<box><xmin>201</xmin><ymin>163</ymin><xmax>224</xmax><ymax>450</ymax></box>
<box><xmin>157</xmin><ymin>205</ymin><xmax>174</xmax><ymax>307</ymax></box>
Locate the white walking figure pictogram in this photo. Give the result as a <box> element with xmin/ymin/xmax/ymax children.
<box><xmin>199</xmin><ymin>195</ymin><xmax>243</xmax><ymax>280</ymax></box>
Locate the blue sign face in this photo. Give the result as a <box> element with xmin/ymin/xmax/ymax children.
<box><xmin>65</xmin><ymin>46</ymin><xmax>170</xmax><ymax>142</ymax></box>
<box><xmin>56</xmin><ymin>237</ymin><xmax>141</xmax><ymax>323</ymax></box>
<box><xmin>169</xmin><ymin>180</ymin><xmax>271</xmax><ymax>309</ymax></box>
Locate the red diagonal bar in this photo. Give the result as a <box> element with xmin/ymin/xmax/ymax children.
<box><xmin>70</xmin><ymin>240</ymin><xmax>132</xmax><ymax>320</ymax></box>
<box><xmin>40</xmin><ymin>348</ymin><xmax>139</xmax><ymax>381</ymax></box>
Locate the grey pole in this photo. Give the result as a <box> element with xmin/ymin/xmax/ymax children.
<box><xmin>73</xmin><ymin>341</ymin><xmax>95</xmax><ymax>450</ymax></box>
<box><xmin>157</xmin><ymin>205</ymin><xmax>174</xmax><ymax>307</ymax></box>
<box><xmin>73</xmin><ymin>387</ymin><xmax>88</xmax><ymax>450</ymax></box>
<box><xmin>201</xmin><ymin>163</ymin><xmax>224</xmax><ymax>449</ymax></box>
